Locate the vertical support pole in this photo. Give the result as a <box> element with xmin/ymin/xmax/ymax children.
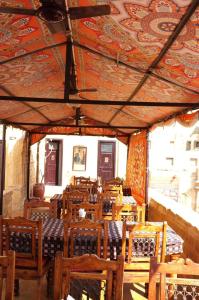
<box><xmin>64</xmin><ymin>36</ymin><xmax>73</xmax><ymax>101</ymax></box>
<box><xmin>145</xmin><ymin>129</ymin><xmax>150</xmax><ymax>221</ymax></box>
<box><xmin>27</xmin><ymin>132</ymin><xmax>31</xmax><ymax>200</ymax></box>
<box><xmin>0</xmin><ymin>124</ymin><xmax>6</xmax><ymax>215</ymax></box>
<box><xmin>36</xmin><ymin>141</ymin><xmax>40</xmax><ymax>184</ymax></box>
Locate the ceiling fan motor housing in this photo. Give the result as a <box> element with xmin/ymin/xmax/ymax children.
<box><xmin>38</xmin><ymin>0</ymin><xmax>66</xmax><ymax>23</ymax></box>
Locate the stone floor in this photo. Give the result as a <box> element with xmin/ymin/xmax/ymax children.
<box><xmin>7</xmin><ymin>279</ymin><xmax>147</xmax><ymax>300</ymax></box>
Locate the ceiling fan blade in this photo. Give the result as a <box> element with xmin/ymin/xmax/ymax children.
<box><xmin>0</xmin><ymin>6</ymin><xmax>37</xmax><ymax>16</ymax></box>
<box><xmin>69</xmin><ymin>5</ymin><xmax>110</xmax><ymax>20</ymax></box>
<box><xmin>79</xmin><ymin>88</ymin><xmax>97</xmax><ymax>92</ymax></box>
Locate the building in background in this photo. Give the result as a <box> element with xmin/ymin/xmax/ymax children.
<box><xmin>149</xmin><ymin>121</ymin><xmax>199</xmax><ymax>213</ymax></box>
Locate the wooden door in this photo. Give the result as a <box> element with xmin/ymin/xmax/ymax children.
<box><xmin>97</xmin><ymin>141</ymin><xmax>115</xmax><ymax>182</ymax></box>
<box><xmin>45</xmin><ymin>140</ymin><xmax>61</xmax><ymax>185</ymax></box>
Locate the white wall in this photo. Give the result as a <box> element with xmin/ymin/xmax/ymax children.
<box><xmin>37</xmin><ymin>135</ymin><xmax>127</xmax><ymax>197</ymax></box>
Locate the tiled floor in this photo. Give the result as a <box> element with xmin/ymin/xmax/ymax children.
<box><xmin>9</xmin><ymin>279</ymin><xmax>147</xmax><ymax>299</ymax></box>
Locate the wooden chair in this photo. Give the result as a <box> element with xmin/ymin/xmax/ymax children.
<box><xmin>67</xmin><ymin>202</ymin><xmax>102</xmax><ymax>222</ymax></box>
<box><xmin>64</xmin><ymin>219</ymin><xmax>108</xmax><ymax>258</ymax></box>
<box><xmin>98</xmin><ymin>191</ymin><xmax>121</xmax><ymax>220</ymax></box>
<box><xmin>62</xmin><ymin>190</ymin><xmax>89</xmax><ymax>216</ymax></box>
<box><xmin>23</xmin><ymin>200</ymin><xmax>57</xmax><ymax>220</ymax></box>
<box><xmin>121</xmin><ymin>221</ymin><xmax>167</xmax><ymax>283</ymax></box>
<box><xmin>0</xmin><ymin>216</ymin><xmax>51</xmax><ymax>300</ymax></box>
<box><xmin>54</xmin><ymin>252</ymin><xmax>124</xmax><ymax>300</ymax></box>
<box><xmin>112</xmin><ymin>203</ymin><xmax>146</xmax><ymax>222</ymax></box>
<box><xmin>0</xmin><ymin>250</ymin><xmax>15</xmax><ymax>300</ymax></box>
<box><xmin>148</xmin><ymin>257</ymin><xmax>199</xmax><ymax>300</ymax></box>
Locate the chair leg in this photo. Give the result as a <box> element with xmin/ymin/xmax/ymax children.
<box><xmin>14</xmin><ymin>279</ymin><xmax>20</xmax><ymax>296</ymax></box>
<box><xmin>37</xmin><ymin>277</ymin><xmax>43</xmax><ymax>300</ymax></box>
<box><xmin>145</xmin><ymin>283</ymin><xmax>149</xmax><ymax>297</ymax></box>
<box><xmin>47</xmin><ymin>266</ymin><xmax>54</xmax><ymax>296</ymax></box>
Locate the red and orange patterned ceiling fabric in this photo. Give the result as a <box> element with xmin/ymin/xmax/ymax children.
<box><xmin>126</xmin><ymin>130</ymin><xmax>148</xmax><ymax>204</ymax></box>
<box><xmin>29</xmin><ymin>117</ymin><xmax>129</xmax><ymax>145</ymax></box>
<box><xmin>0</xmin><ymin>0</ymin><xmax>198</xmax><ymax>137</ymax></box>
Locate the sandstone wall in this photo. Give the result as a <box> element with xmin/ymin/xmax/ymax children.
<box><xmin>3</xmin><ymin>127</ymin><xmax>28</xmax><ymax>217</ymax></box>
<box><xmin>149</xmin><ymin>198</ymin><xmax>199</xmax><ymax>262</ymax></box>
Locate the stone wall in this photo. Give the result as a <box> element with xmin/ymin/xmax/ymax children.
<box><xmin>3</xmin><ymin>127</ymin><xmax>28</xmax><ymax>217</ymax></box>
<box><xmin>149</xmin><ymin>198</ymin><xmax>199</xmax><ymax>262</ymax></box>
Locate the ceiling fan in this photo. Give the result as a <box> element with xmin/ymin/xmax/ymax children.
<box><xmin>67</xmin><ymin>107</ymin><xmax>86</xmax><ymax>126</ymax></box>
<box><xmin>0</xmin><ymin>0</ymin><xmax>110</xmax><ymax>23</ymax></box>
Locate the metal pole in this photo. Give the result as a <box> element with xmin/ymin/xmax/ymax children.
<box><xmin>0</xmin><ymin>124</ymin><xmax>6</xmax><ymax>214</ymax></box>
<box><xmin>145</xmin><ymin>129</ymin><xmax>150</xmax><ymax>221</ymax></box>
<box><xmin>26</xmin><ymin>133</ymin><xmax>31</xmax><ymax>200</ymax></box>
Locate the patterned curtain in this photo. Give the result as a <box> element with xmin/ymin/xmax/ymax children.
<box><xmin>177</xmin><ymin>111</ymin><xmax>199</xmax><ymax>127</ymax></box>
<box><xmin>126</xmin><ymin>130</ymin><xmax>148</xmax><ymax>204</ymax></box>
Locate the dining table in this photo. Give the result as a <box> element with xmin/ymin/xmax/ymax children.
<box><xmin>50</xmin><ymin>193</ymin><xmax>137</xmax><ymax>218</ymax></box>
<box><xmin>32</xmin><ymin>218</ymin><xmax>184</xmax><ymax>260</ymax></box>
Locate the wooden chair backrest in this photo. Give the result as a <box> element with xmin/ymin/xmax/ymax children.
<box><xmin>122</xmin><ymin>222</ymin><xmax>167</xmax><ymax>266</ymax></box>
<box><xmin>104</xmin><ymin>184</ymin><xmax>123</xmax><ymax>195</ymax></box>
<box><xmin>24</xmin><ymin>200</ymin><xmax>57</xmax><ymax>220</ymax></box>
<box><xmin>98</xmin><ymin>191</ymin><xmax>119</xmax><ymax>202</ymax></box>
<box><xmin>0</xmin><ymin>250</ymin><xmax>15</xmax><ymax>300</ymax></box>
<box><xmin>0</xmin><ymin>216</ymin><xmax>43</xmax><ymax>276</ymax></box>
<box><xmin>62</xmin><ymin>190</ymin><xmax>89</xmax><ymax>215</ymax></box>
<box><xmin>74</xmin><ymin>176</ymin><xmax>90</xmax><ymax>185</ymax></box>
<box><xmin>64</xmin><ymin>219</ymin><xmax>108</xmax><ymax>258</ymax></box>
<box><xmin>54</xmin><ymin>252</ymin><xmax>124</xmax><ymax>300</ymax></box>
<box><xmin>105</xmin><ymin>179</ymin><xmax>123</xmax><ymax>186</ymax></box>
<box><xmin>67</xmin><ymin>202</ymin><xmax>102</xmax><ymax>222</ymax></box>
<box><xmin>148</xmin><ymin>257</ymin><xmax>199</xmax><ymax>300</ymax></box>
<box><xmin>112</xmin><ymin>203</ymin><xmax>146</xmax><ymax>222</ymax></box>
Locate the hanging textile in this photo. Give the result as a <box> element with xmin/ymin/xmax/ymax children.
<box><xmin>126</xmin><ymin>130</ymin><xmax>147</xmax><ymax>204</ymax></box>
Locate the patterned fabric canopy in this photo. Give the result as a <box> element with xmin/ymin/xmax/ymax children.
<box><xmin>0</xmin><ymin>0</ymin><xmax>198</xmax><ymax>139</ymax></box>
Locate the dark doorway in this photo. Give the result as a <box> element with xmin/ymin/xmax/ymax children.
<box><xmin>44</xmin><ymin>140</ymin><xmax>62</xmax><ymax>185</ymax></box>
<box><xmin>97</xmin><ymin>141</ymin><xmax>115</xmax><ymax>182</ymax></box>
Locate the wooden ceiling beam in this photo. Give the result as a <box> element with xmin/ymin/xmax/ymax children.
<box><xmin>0</xmin><ymin>96</ymin><xmax>198</xmax><ymax>107</ymax></box>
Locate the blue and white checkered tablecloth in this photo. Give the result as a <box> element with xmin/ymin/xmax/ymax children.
<box><xmin>40</xmin><ymin>218</ymin><xmax>183</xmax><ymax>258</ymax></box>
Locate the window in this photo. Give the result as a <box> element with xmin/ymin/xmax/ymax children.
<box><xmin>186</xmin><ymin>141</ymin><xmax>191</xmax><ymax>151</ymax></box>
<box><xmin>166</xmin><ymin>157</ymin><xmax>174</xmax><ymax>167</ymax></box>
<box><xmin>194</xmin><ymin>141</ymin><xmax>199</xmax><ymax>149</ymax></box>
<box><xmin>190</xmin><ymin>158</ymin><xmax>197</xmax><ymax>167</ymax></box>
